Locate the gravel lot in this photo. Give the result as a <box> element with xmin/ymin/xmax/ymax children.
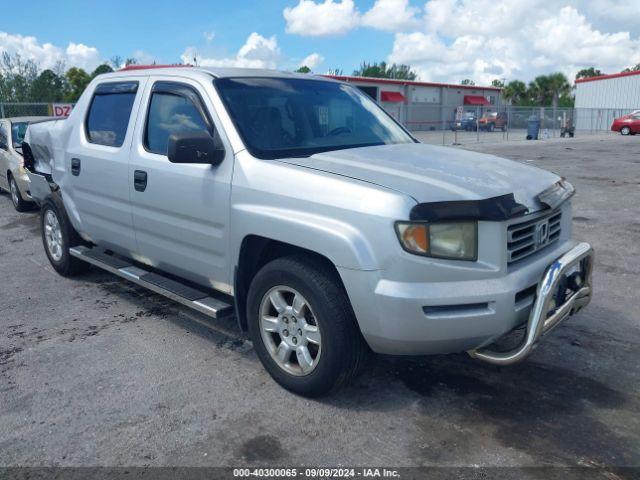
<box><xmin>1</xmin><ymin>136</ymin><xmax>639</xmax><ymax>472</ymax></box>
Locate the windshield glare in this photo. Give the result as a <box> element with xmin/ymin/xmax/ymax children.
<box><xmin>11</xmin><ymin>122</ymin><xmax>28</xmax><ymax>148</ymax></box>
<box><xmin>215</xmin><ymin>77</ymin><xmax>414</xmax><ymax>159</ymax></box>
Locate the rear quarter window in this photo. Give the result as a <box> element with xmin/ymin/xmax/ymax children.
<box><xmin>85</xmin><ymin>82</ymin><xmax>138</xmax><ymax>147</ymax></box>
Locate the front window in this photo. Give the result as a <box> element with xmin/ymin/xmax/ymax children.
<box><xmin>11</xmin><ymin>122</ymin><xmax>28</xmax><ymax>148</ymax></box>
<box><xmin>215</xmin><ymin>77</ymin><xmax>414</xmax><ymax>159</ymax></box>
<box><xmin>145</xmin><ymin>83</ymin><xmax>211</xmax><ymax>156</ymax></box>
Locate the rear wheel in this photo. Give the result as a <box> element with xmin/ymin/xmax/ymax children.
<box><xmin>41</xmin><ymin>196</ymin><xmax>89</xmax><ymax>277</ymax></box>
<box><xmin>9</xmin><ymin>175</ymin><xmax>32</xmax><ymax>212</ymax></box>
<box><xmin>247</xmin><ymin>255</ymin><xmax>368</xmax><ymax>397</ymax></box>
<box><xmin>621</xmin><ymin>126</ymin><xmax>631</xmax><ymax>135</ymax></box>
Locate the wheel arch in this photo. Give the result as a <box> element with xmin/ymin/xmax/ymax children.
<box><xmin>234</xmin><ymin>235</ymin><xmax>351</xmax><ymax>332</ymax></box>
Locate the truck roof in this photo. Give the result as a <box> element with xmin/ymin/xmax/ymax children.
<box><xmin>98</xmin><ymin>66</ymin><xmax>334</xmax><ymax>82</ymax></box>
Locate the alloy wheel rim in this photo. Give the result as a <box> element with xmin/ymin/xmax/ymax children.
<box><xmin>44</xmin><ymin>210</ymin><xmax>63</xmax><ymax>262</ymax></box>
<box><xmin>10</xmin><ymin>179</ymin><xmax>19</xmax><ymax>206</ymax></box>
<box><xmin>259</xmin><ymin>286</ymin><xmax>321</xmax><ymax>376</ymax></box>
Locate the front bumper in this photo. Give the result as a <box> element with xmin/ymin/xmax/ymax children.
<box><xmin>339</xmin><ymin>241</ymin><xmax>594</xmax><ymax>360</ymax></box>
<box><xmin>469</xmin><ymin>241</ymin><xmax>593</xmax><ymax>365</ymax></box>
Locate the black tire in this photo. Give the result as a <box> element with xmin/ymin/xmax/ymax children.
<box><xmin>621</xmin><ymin>126</ymin><xmax>631</xmax><ymax>136</ymax></box>
<box><xmin>247</xmin><ymin>255</ymin><xmax>368</xmax><ymax>397</ymax></box>
<box><xmin>41</xmin><ymin>195</ymin><xmax>89</xmax><ymax>277</ymax></box>
<box><xmin>8</xmin><ymin>174</ymin><xmax>33</xmax><ymax>212</ymax></box>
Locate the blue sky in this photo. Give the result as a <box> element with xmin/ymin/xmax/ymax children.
<box><xmin>3</xmin><ymin>0</ymin><xmax>391</xmax><ymax>73</ymax></box>
<box><xmin>1</xmin><ymin>0</ymin><xmax>639</xmax><ymax>85</ymax></box>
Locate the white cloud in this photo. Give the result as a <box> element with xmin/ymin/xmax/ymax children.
<box><xmin>387</xmin><ymin>1</ymin><xmax>640</xmax><ymax>84</ymax></box>
<box><xmin>583</xmin><ymin>0</ymin><xmax>640</xmax><ymax>37</ymax></box>
<box><xmin>361</xmin><ymin>0</ymin><xmax>420</xmax><ymax>32</ymax></box>
<box><xmin>181</xmin><ymin>32</ymin><xmax>281</xmax><ymax>69</ymax></box>
<box><xmin>203</xmin><ymin>31</ymin><xmax>215</xmax><ymax>43</ymax></box>
<box><xmin>284</xmin><ymin>0</ymin><xmax>360</xmax><ymax>36</ymax></box>
<box><xmin>0</xmin><ymin>31</ymin><xmax>102</xmax><ymax>71</ymax></box>
<box><xmin>300</xmin><ymin>52</ymin><xmax>325</xmax><ymax>69</ymax></box>
<box><xmin>131</xmin><ymin>49</ymin><xmax>156</xmax><ymax>65</ymax></box>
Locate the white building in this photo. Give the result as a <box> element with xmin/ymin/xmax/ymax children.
<box><xmin>575</xmin><ymin>70</ymin><xmax>640</xmax><ymax>130</ymax></box>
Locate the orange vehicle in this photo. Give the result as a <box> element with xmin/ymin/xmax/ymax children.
<box><xmin>478</xmin><ymin>111</ymin><xmax>507</xmax><ymax>132</ymax></box>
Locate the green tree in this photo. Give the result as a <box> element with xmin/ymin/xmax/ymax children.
<box><xmin>353</xmin><ymin>61</ymin><xmax>417</xmax><ymax>80</ymax></box>
<box><xmin>575</xmin><ymin>67</ymin><xmax>603</xmax><ymax>80</ymax></box>
<box><xmin>460</xmin><ymin>78</ymin><xmax>475</xmax><ymax>86</ymax></box>
<box><xmin>491</xmin><ymin>79</ymin><xmax>504</xmax><ymax>88</ymax></box>
<box><xmin>65</xmin><ymin>67</ymin><xmax>91</xmax><ymax>102</ymax></box>
<box><xmin>30</xmin><ymin>69</ymin><xmax>67</xmax><ymax>102</ymax></box>
<box><xmin>0</xmin><ymin>52</ymin><xmax>38</xmax><ymax>102</ymax></box>
<box><xmin>622</xmin><ymin>63</ymin><xmax>640</xmax><ymax>72</ymax></box>
<box><xmin>296</xmin><ymin>66</ymin><xmax>311</xmax><ymax>74</ymax></box>
<box><xmin>529</xmin><ymin>73</ymin><xmax>572</xmax><ymax>109</ymax></box>
<box><xmin>502</xmin><ymin>80</ymin><xmax>528</xmax><ymax>105</ymax></box>
<box><xmin>91</xmin><ymin>64</ymin><xmax>114</xmax><ymax>78</ymax></box>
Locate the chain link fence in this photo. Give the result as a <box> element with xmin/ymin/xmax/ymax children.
<box><xmin>0</xmin><ymin>102</ymin><xmax>54</xmax><ymax>118</ymax></box>
<box><xmin>392</xmin><ymin>104</ymin><xmax>639</xmax><ymax>145</ymax></box>
<box><xmin>2</xmin><ymin>102</ymin><xmax>636</xmax><ymax>146</ymax></box>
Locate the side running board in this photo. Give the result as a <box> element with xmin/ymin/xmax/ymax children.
<box><xmin>70</xmin><ymin>246</ymin><xmax>234</xmax><ymax>319</ymax></box>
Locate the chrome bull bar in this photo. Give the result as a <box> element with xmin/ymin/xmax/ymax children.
<box><xmin>468</xmin><ymin>242</ymin><xmax>594</xmax><ymax>365</ymax></box>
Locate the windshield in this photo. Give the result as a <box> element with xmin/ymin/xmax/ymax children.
<box><xmin>11</xmin><ymin>122</ymin><xmax>28</xmax><ymax>148</ymax></box>
<box><xmin>215</xmin><ymin>77</ymin><xmax>414</xmax><ymax>159</ymax></box>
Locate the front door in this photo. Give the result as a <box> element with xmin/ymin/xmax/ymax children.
<box><xmin>128</xmin><ymin>78</ymin><xmax>233</xmax><ymax>293</ymax></box>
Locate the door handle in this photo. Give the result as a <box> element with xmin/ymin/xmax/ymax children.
<box><xmin>71</xmin><ymin>158</ymin><xmax>81</xmax><ymax>176</ymax></box>
<box><xmin>134</xmin><ymin>170</ymin><xmax>148</xmax><ymax>192</ymax></box>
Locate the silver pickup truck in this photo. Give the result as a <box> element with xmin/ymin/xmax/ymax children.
<box><xmin>23</xmin><ymin>66</ymin><xmax>594</xmax><ymax>396</ymax></box>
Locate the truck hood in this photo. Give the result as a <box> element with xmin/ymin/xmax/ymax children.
<box><xmin>276</xmin><ymin>143</ymin><xmax>560</xmax><ymax>212</ymax></box>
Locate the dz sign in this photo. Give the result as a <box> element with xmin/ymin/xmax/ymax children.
<box><xmin>51</xmin><ymin>104</ymin><xmax>73</xmax><ymax>117</ymax></box>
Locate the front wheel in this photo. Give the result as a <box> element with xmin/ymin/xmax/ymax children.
<box><xmin>247</xmin><ymin>256</ymin><xmax>368</xmax><ymax>397</ymax></box>
<box><xmin>41</xmin><ymin>197</ymin><xmax>89</xmax><ymax>277</ymax></box>
<box><xmin>621</xmin><ymin>126</ymin><xmax>631</xmax><ymax>135</ymax></box>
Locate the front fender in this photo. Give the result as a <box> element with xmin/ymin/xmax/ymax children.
<box><xmin>232</xmin><ymin>203</ymin><xmax>378</xmax><ymax>270</ymax></box>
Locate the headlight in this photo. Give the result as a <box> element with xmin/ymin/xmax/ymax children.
<box><xmin>395</xmin><ymin>221</ymin><xmax>477</xmax><ymax>260</ymax></box>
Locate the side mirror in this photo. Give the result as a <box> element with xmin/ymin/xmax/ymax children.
<box><xmin>167</xmin><ymin>131</ymin><xmax>225</xmax><ymax>165</ymax></box>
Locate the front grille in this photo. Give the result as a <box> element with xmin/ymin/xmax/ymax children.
<box><xmin>507</xmin><ymin>210</ymin><xmax>562</xmax><ymax>264</ymax></box>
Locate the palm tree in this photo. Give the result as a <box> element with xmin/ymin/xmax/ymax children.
<box><xmin>547</xmin><ymin>72</ymin><xmax>572</xmax><ymax>110</ymax></box>
<box><xmin>529</xmin><ymin>73</ymin><xmax>571</xmax><ymax>109</ymax></box>
<box><xmin>503</xmin><ymin>80</ymin><xmax>527</xmax><ymax>105</ymax></box>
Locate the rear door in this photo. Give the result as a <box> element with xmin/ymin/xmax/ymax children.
<box><xmin>65</xmin><ymin>78</ymin><xmax>147</xmax><ymax>254</ymax></box>
<box><xmin>128</xmin><ymin>76</ymin><xmax>234</xmax><ymax>293</ymax></box>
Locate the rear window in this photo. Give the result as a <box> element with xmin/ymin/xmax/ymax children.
<box><xmin>85</xmin><ymin>82</ymin><xmax>138</xmax><ymax>147</ymax></box>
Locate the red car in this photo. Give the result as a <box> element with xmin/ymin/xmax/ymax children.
<box><xmin>611</xmin><ymin>111</ymin><xmax>640</xmax><ymax>135</ymax></box>
<box><xmin>478</xmin><ymin>111</ymin><xmax>507</xmax><ymax>132</ymax></box>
